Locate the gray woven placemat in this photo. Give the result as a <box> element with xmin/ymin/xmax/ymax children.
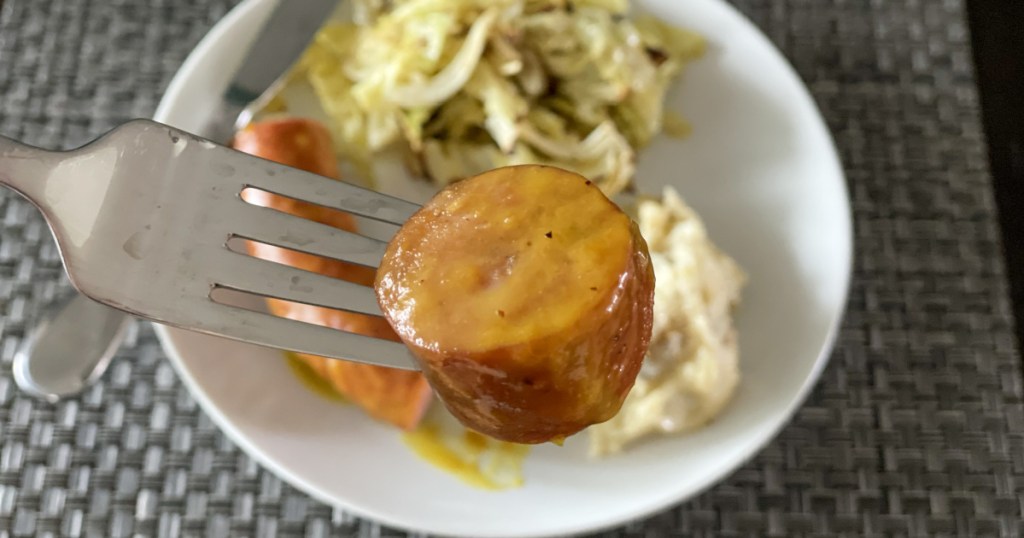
<box><xmin>1</xmin><ymin>0</ymin><xmax>1022</xmax><ymax>536</ymax></box>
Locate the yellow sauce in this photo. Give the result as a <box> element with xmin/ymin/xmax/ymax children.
<box><xmin>287</xmin><ymin>354</ymin><xmax>531</xmax><ymax>489</ymax></box>
<box><xmin>403</xmin><ymin>417</ymin><xmax>530</xmax><ymax>490</ymax></box>
<box><xmin>662</xmin><ymin>110</ymin><xmax>693</xmax><ymax>139</ymax></box>
<box><xmin>285</xmin><ymin>354</ymin><xmax>347</xmax><ymax>403</ymax></box>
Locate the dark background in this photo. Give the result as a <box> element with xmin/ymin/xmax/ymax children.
<box><xmin>966</xmin><ymin>0</ymin><xmax>1024</xmax><ymax>357</ymax></box>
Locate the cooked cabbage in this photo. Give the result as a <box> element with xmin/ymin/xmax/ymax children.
<box><xmin>296</xmin><ymin>0</ymin><xmax>704</xmax><ymax>195</ymax></box>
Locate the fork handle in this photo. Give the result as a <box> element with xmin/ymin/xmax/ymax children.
<box><xmin>0</xmin><ymin>134</ymin><xmax>53</xmax><ymax>202</ymax></box>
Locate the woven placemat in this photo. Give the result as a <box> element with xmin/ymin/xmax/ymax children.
<box><xmin>1</xmin><ymin>0</ymin><xmax>1022</xmax><ymax>536</ymax></box>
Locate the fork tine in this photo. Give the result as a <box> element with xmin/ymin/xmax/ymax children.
<box><xmin>232</xmin><ymin>148</ymin><xmax>421</xmax><ymax>225</ymax></box>
<box><xmin>211</xmin><ymin>250</ymin><xmax>383</xmax><ymax>316</ymax></box>
<box><xmin>232</xmin><ymin>203</ymin><xmax>388</xmax><ymax>268</ymax></box>
<box><xmin>187</xmin><ymin>300</ymin><xmax>417</xmax><ymax>369</ymax></box>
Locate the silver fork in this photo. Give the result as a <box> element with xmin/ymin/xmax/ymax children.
<box><xmin>0</xmin><ymin>119</ymin><xmax>420</xmax><ymax>370</ymax></box>
<box><xmin>12</xmin><ymin>0</ymin><xmax>343</xmax><ymax>400</ymax></box>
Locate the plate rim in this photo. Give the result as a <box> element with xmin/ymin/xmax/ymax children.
<box><xmin>151</xmin><ymin>0</ymin><xmax>854</xmax><ymax>535</ymax></box>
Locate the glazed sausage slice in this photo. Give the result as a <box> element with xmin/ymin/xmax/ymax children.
<box><xmin>233</xmin><ymin>118</ymin><xmax>432</xmax><ymax>431</ymax></box>
<box><xmin>375</xmin><ymin>165</ymin><xmax>655</xmax><ymax>443</ymax></box>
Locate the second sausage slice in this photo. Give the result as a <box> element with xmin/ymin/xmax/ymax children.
<box><xmin>233</xmin><ymin>118</ymin><xmax>433</xmax><ymax>431</ymax></box>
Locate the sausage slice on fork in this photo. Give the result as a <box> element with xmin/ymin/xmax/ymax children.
<box><xmin>376</xmin><ymin>165</ymin><xmax>655</xmax><ymax>443</ymax></box>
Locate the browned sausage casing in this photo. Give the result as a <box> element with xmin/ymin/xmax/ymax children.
<box><xmin>375</xmin><ymin>165</ymin><xmax>655</xmax><ymax>443</ymax></box>
<box><xmin>233</xmin><ymin>118</ymin><xmax>432</xmax><ymax>431</ymax></box>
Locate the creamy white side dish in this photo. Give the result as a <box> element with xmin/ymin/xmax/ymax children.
<box><xmin>589</xmin><ymin>187</ymin><xmax>745</xmax><ymax>457</ymax></box>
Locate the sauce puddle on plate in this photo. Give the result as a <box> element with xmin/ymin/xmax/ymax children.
<box><xmin>287</xmin><ymin>354</ymin><xmax>529</xmax><ymax>489</ymax></box>
<box><xmin>402</xmin><ymin>408</ymin><xmax>530</xmax><ymax>490</ymax></box>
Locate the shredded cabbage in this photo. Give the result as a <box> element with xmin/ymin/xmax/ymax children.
<box><xmin>295</xmin><ymin>0</ymin><xmax>704</xmax><ymax>195</ymax></box>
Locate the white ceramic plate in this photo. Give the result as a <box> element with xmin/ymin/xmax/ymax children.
<box><xmin>152</xmin><ymin>0</ymin><xmax>852</xmax><ymax>536</ymax></box>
